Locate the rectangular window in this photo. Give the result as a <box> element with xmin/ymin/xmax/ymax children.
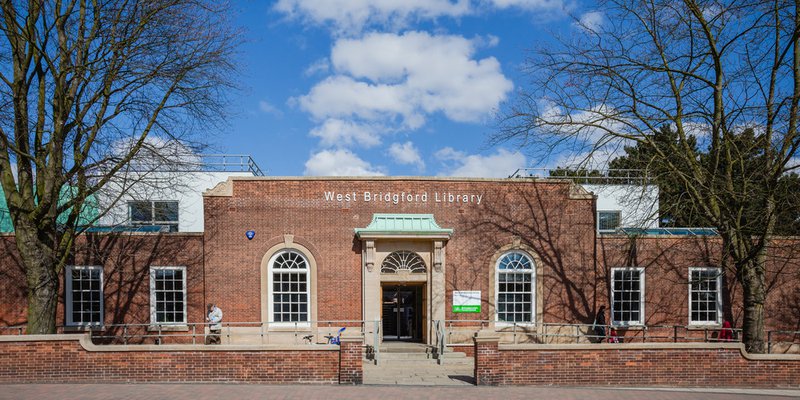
<box><xmin>496</xmin><ymin>272</ymin><xmax>533</xmax><ymax>323</ymax></box>
<box><xmin>598</xmin><ymin>211</ymin><xmax>622</xmax><ymax>232</ymax></box>
<box><xmin>272</xmin><ymin>271</ymin><xmax>309</xmax><ymax>322</ymax></box>
<box><xmin>129</xmin><ymin>201</ymin><xmax>179</xmax><ymax>232</ymax></box>
<box><xmin>611</xmin><ymin>267</ymin><xmax>645</xmax><ymax>325</ymax></box>
<box><xmin>149</xmin><ymin>266</ymin><xmax>187</xmax><ymax>324</ymax></box>
<box><xmin>689</xmin><ymin>267</ymin><xmax>722</xmax><ymax>325</ymax></box>
<box><xmin>65</xmin><ymin>266</ymin><xmax>103</xmax><ymax>326</ymax></box>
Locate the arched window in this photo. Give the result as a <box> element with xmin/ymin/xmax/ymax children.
<box><xmin>381</xmin><ymin>251</ymin><xmax>426</xmax><ymax>273</ymax></box>
<box><xmin>495</xmin><ymin>251</ymin><xmax>535</xmax><ymax>323</ymax></box>
<box><xmin>268</xmin><ymin>250</ymin><xmax>309</xmax><ymax>322</ymax></box>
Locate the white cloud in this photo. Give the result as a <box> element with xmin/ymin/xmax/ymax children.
<box><xmin>258</xmin><ymin>100</ymin><xmax>283</xmax><ymax>116</ymax></box>
<box><xmin>309</xmin><ymin>118</ymin><xmax>382</xmax><ymax>148</ymax></box>
<box><xmin>297</xmin><ymin>31</ymin><xmax>513</xmax><ymax>131</ymax></box>
<box><xmin>575</xmin><ymin>11</ymin><xmax>603</xmax><ymax>32</ymax></box>
<box><xmin>274</xmin><ymin>0</ymin><xmax>472</xmax><ymax>34</ymax></box>
<box><xmin>490</xmin><ymin>0</ymin><xmax>564</xmax><ymax>11</ymax></box>
<box><xmin>304</xmin><ymin>149</ymin><xmax>385</xmax><ymax>176</ymax></box>
<box><xmin>436</xmin><ymin>147</ymin><xmax>527</xmax><ymax>178</ymax></box>
<box><xmin>304</xmin><ymin>58</ymin><xmax>330</xmax><ymax>76</ymax></box>
<box><xmin>275</xmin><ymin>0</ymin><xmax>566</xmax><ymax>34</ymax></box>
<box><xmin>388</xmin><ymin>141</ymin><xmax>425</xmax><ymax>170</ymax></box>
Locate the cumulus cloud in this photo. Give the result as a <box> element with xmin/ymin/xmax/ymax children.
<box><xmin>304</xmin><ymin>149</ymin><xmax>385</xmax><ymax>176</ymax></box>
<box><xmin>297</xmin><ymin>31</ymin><xmax>513</xmax><ymax>130</ymax></box>
<box><xmin>304</xmin><ymin>58</ymin><xmax>331</xmax><ymax>76</ymax></box>
<box><xmin>436</xmin><ymin>147</ymin><xmax>527</xmax><ymax>178</ymax></box>
<box><xmin>275</xmin><ymin>0</ymin><xmax>566</xmax><ymax>34</ymax></box>
<box><xmin>575</xmin><ymin>11</ymin><xmax>603</xmax><ymax>32</ymax></box>
<box><xmin>388</xmin><ymin>141</ymin><xmax>425</xmax><ymax>170</ymax></box>
<box><xmin>258</xmin><ymin>100</ymin><xmax>283</xmax><ymax>116</ymax></box>
<box><xmin>310</xmin><ymin>119</ymin><xmax>383</xmax><ymax>148</ymax></box>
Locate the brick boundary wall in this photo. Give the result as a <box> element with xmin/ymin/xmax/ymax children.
<box><xmin>0</xmin><ymin>334</ymin><xmax>363</xmax><ymax>384</ymax></box>
<box><xmin>339</xmin><ymin>333</ymin><xmax>364</xmax><ymax>384</ymax></box>
<box><xmin>473</xmin><ymin>330</ymin><xmax>800</xmax><ymax>387</ymax></box>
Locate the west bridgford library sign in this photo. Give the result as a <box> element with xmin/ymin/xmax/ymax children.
<box><xmin>323</xmin><ymin>191</ymin><xmax>484</xmax><ymax>205</ymax></box>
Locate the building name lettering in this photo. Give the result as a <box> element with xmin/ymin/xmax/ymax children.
<box><xmin>323</xmin><ymin>191</ymin><xmax>483</xmax><ymax>205</ymax></box>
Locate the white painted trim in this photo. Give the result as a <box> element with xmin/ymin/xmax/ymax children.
<box><xmin>266</xmin><ymin>249</ymin><xmax>311</xmax><ymax>328</ymax></box>
<box><xmin>610</xmin><ymin>267</ymin><xmax>646</xmax><ymax>326</ymax></box>
<box><xmin>149</xmin><ymin>266</ymin><xmax>188</xmax><ymax>325</ymax></box>
<box><xmin>65</xmin><ymin>265</ymin><xmax>104</xmax><ymax>327</ymax></box>
<box><xmin>494</xmin><ymin>250</ymin><xmax>536</xmax><ymax>326</ymax></box>
<box><xmin>688</xmin><ymin>267</ymin><xmax>723</xmax><ymax>326</ymax></box>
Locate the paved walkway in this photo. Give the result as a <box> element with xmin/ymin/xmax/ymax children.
<box><xmin>1</xmin><ymin>384</ymin><xmax>798</xmax><ymax>399</ymax></box>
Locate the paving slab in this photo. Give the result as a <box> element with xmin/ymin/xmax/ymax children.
<box><xmin>1</xmin><ymin>384</ymin><xmax>798</xmax><ymax>400</ymax></box>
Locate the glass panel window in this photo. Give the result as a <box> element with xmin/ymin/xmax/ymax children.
<box><xmin>269</xmin><ymin>250</ymin><xmax>309</xmax><ymax>323</ymax></box>
<box><xmin>598</xmin><ymin>211</ymin><xmax>622</xmax><ymax>232</ymax></box>
<box><xmin>689</xmin><ymin>267</ymin><xmax>722</xmax><ymax>325</ymax></box>
<box><xmin>129</xmin><ymin>201</ymin><xmax>179</xmax><ymax>232</ymax></box>
<box><xmin>150</xmin><ymin>266</ymin><xmax>186</xmax><ymax>324</ymax></box>
<box><xmin>66</xmin><ymin>266</ymin><xmax>103</xmax><ymax>326</ymax></box>
<box><xmin>611</xmin><ymin>267</ymin><xmax>645</xmax><ymax>325</ymax></box>
<box><xmin>495</xmin><ymin>251</ymin><xmax>535</xmax><ymax>324</ymax></box>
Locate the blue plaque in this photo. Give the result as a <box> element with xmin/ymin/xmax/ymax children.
<box><xmin>245</xmin><ymin>230</ymin><xmax>255</xmax><ymax>240</ymax></box>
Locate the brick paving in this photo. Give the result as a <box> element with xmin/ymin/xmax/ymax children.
<box><xmin>1</xmin><ymin>384</ymin><xmax>799</xmax><ymax>400</ymax></box>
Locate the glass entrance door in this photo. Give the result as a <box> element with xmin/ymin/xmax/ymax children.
<box><xmin>382</xmin><ymin>285</ymin><xmax>421</xmax><ymax>341</ymax></box>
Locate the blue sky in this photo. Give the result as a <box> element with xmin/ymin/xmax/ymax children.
<box><xmin>208</xmin><ymin>0</ymin><xmax>601</xmax><ymax>177</ymax></box>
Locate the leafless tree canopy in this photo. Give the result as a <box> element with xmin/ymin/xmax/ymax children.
<box><xmin>495</xmin><ymin>0</ymin><xmax>800</xmax><ymax>353</ymax></box>
<box><xmin>0</xmin><ymin>0</ymin><xmax>239</xmax><ymax>333</ymax></box>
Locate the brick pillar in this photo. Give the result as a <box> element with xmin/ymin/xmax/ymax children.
<box><xmin>474</xmin><ymin>329</ymin><xmax>501</xmax><ymax>386</ymax></box>
<box><xmin>338</xmin><ymin>333</ymin><xmax>363</xmax><ymax>385</ymax></box>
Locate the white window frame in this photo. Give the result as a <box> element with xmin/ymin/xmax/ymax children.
<box><xmin>494</xmin><ymin>250</ymin><xmax>536</xmax><ymax>326</ymax></box>
<box><xmin>65</xmin><ymin>265</ymin><xmax>104</xmax><ymax>326</ymax></box>
<box><xmin>610</xmin><ymin>267</ymin><xmax>645</xmax><ymax>326</ymax></box>
<box><xmin>267</xmin><ymin>249</ymin><xmax>311</xmax><ymax>327</ymax></box>
<box><xmin>688</xmin><ymin>267</ymin><xmax>723</xmax><ymax>326</ymax></box>
<box><xmin>149</xmin><ymin>266</ymin><xmax>187</xmax><ymax>325</ymax></box>
<box><xmin>597</xmin><ymin>210</ymin><xmax>622</xmax><ymax>233</ymax></box>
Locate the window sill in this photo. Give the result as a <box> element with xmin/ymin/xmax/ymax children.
<box><xmin>612</xmin><ymin>324</ymin><xmax>646</xmax><ymax>330</ymax></box>
<box><xmin>147</xmin><ymin>324</ymin><xmax>189</xmax><ymax>332</ymax></box>
<box><xmin>63</xmin><ymin>325</ymin><xmax>104</xmax><ymax>332</ymax></box>
<box><xmin>687</xmin><ymin>324</ymin><xmax>722</xmax><ymax>330</ymax></box>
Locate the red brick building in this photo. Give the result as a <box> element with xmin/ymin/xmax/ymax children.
<box><xmin>1</xmin><ymin>177</ymin><xmax>798</xmax><ymax>348</ymax></box>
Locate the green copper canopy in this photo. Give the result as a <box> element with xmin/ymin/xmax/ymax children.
<box><xmin>354</xmin><ymin>213</ymin><xmax>453</xmax><ymax>239</ymax></box>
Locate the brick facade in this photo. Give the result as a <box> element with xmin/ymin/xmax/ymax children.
<box><xmin>473</xmin><ymin>334</ymin><xmax>800</xmax><ymax>387</ymax></box>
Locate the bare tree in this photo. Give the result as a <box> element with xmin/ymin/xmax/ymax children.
<box><xmin>495</xmin><ymin>0</ymin><xmax>800</xmax><ymax>353</ymax></box>
<box><xmin>0</xmin><ymin>0</ymin><xmax>239</xmax><ymax>334</ymax></box>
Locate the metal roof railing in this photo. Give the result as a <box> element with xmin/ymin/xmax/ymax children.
<box><xmin>510</xmin><ymin>168</ymin><xmax>650</xmax><ymax>184</ymax></box>
<box><xmin>198</xmin><ymin>154</ymin><xmax>265</xmax><ymax>176</ymax></box>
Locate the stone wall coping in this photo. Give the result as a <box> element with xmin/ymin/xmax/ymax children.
<box><xmin>497</xmin><ymin>342</ymin><xmax>800</xmax><ymax>361</ymax></box>
<box><xmin>0</xmin><ymin>334</ymin><xmax>339</xmax><ymax>352</ymax></box>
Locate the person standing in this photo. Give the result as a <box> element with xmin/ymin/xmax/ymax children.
<box><xmin>206</xmin><ymin>303</ymin><xmax>223</xmax><ymax>345</ymax></box>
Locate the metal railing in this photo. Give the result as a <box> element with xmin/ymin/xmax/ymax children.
<box><xmin>510</xmin><ymin>168</ymin><xmax>650</xmax><ymax>184</ymax></box>
<box><xmin>198</xmin><ymin>154</ymin><xmax>265</xmax><ymax>176</ymax></box>
<box><xmin>434</xmin><ymin>320</ymin><xmax>760</xmax><ymax>347</ymax></box>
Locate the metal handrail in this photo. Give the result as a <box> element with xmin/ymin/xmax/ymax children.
<box><xmin>433</xmin><ymin>320</ymin><xmax>755</xmax><ymax>347</ymax></box>
<box><xmin>198</xmin><ymin>154</ymin><xmax>265</xmax><ymax>176</ymax></box>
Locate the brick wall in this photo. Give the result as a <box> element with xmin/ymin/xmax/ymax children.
<box><xmin>203</xmin><ymin>177</ymin><xmax>597</xmax><ymax>325</ymax></box>
<box><xmin>473</xmin><ymin>332</ymin><xmax>800</xmax><ymax>387</ymax></box>
<box><xmin>338</xmin><ymin>334</ymin><xmax>364</xmax><ymax>384</ymax></box>
<box><xmin>0</xmin><ymin>234</ymin><xmax>205</xmax><ymax>332</ymax></box>
<box><xmin>0</xmin><ymin>335</ymin><xmax>356</xmax><ymax>384</ymax></box>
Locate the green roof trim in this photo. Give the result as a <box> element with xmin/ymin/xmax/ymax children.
<box><xmin>355</xmin><ymin>213</ymin><xmax>453</xmax><ymax>238</ymax></box>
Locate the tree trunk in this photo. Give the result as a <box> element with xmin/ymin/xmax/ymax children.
<box><xmin>15</xmin><ymin>221</ymin><xmax>59</xmax><ymax>334</ymax></box>
<box><xmin>740</xmin><ymin>256</ymin><xmax>767</xmax><ymax>353</ymax></box>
